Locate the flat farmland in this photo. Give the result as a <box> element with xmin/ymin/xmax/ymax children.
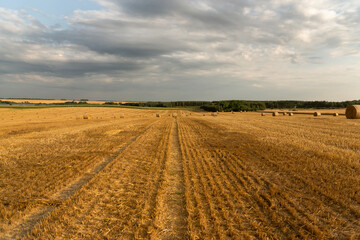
<box><xmin>0</xmin><ymin>108</ymin><xmax>359</xmax><ymax>239</ymax></box>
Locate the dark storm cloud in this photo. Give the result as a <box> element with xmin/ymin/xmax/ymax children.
<box><xmin>121</xmin><ymin>0</ymin><xmax>240</xmax><ymax>28</ymax></box>
<box><xmin>48</xmin><ymin>28</ymin><xmax>190</xmax><ymax>58</ymax></box>
<box><xmin>51</xmin><ymin>60</ymin><xmax>142</xmax><ymax>77</ymax></box>
<box><xmin>0</xmin><ymin>60</ymin><xmax>51</xmax><ymax>75</ymax></box>
<box><xmin>107</xmin><ymin>0</ymin><xmax>245</xmax><ymax>31</ymax></box>
<box><xmin>118</xmin><ymin>0</ymin><xmax>185</xmax><ymax>17</ymax></box>
<box><xmin>0</xmin><ymin>56</ymin><xmax>142</xmax><ymax>78</ymax></box>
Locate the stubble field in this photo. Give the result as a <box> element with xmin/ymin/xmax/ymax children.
<box><xmin>0</xmin><ymin>107</ymin><xmax>359</xmax><ymax>239</ymax></box>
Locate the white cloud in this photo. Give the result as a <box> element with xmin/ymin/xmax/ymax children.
<box><xmin>251</xmin><ymin>84</ymin><xmax>263</xmax><ymax>88</ymax></box>
<box><xmin>0</xmin><ymin>1</ymin><xmax>360</xmax><ymax>100</ymax></box>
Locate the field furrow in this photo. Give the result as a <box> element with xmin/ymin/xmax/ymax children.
<box><xmin>23</xmin><ymin>118</ymin><xmax>173</xmax><ymax>239</ymax></box>
<box><xmin>179</xmin><ymin>118</ymin><xmax>285</xmax><ymax>239</ymax></box>
<box><xmin>1</xmin><ymin>120</ymin><xmax>158</xmax><ymax>239</ymax></box>
<box><xmin>182</xmin><ymin>115</ymin><xmax>360</xmax><ymax>239</ymax></box>
<box><xmin>152</xmin><ymin>119</ymin><xmax>188</xmax><ymax>240</ymax></box>
<box><xmin>1</xmin><ymin>108</ymin><xmax>360</xmax><ymax>239</ymax></box>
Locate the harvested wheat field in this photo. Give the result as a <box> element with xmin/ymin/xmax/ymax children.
<box><xmin>1</xmin><ymin>108</ymin><xmax>360</xmax><ymax>239</ymax></box>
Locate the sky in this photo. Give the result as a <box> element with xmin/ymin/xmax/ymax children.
<box><xmin>0</xmin><ymin>0</ymin><xmax>359</xmax><ymax>101</ymax></box>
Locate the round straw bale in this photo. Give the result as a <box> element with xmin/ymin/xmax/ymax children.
<box><xmin>282</xmin><ymin>112</ymin><xmax>286</xmax><ymax>116</ymax></box>
<box><xmin>288</xmin><ymin>112</ymin><xmax>293</xmax><ymax>116</ymax></box>
<box><xmin>333</xmin><ymin>113</ymin><xmax>339</xmax><ymax>117</ymax></box>
<box><xmin>346</xmin><ymin>105</ymin><xmax>360</xmax><ymax>119</ymax></box>
<box><xmin>156</xmin><ymin>113</ymin><xmax>160</xmax><ymax>117</ymax></box>
<box><xmin>172</xmin><ymin>113</ymin><xmax>177</xmax><ymax>117</ymax></box>
<box><xmin>83</xmin><ymin>113</ymin><xmax>88</xmax><ymax>119</ymax></box>
<box><xmin>272</xmin><ymin>112</ymin><xmax>279</xmax><ymax>116</ymax></box>
<box><xmin>211</xmin><ymin>112</ymin><xmax>217</xmax><ymax>116</ymax></box>
<box><xmin>261</xmin><ymin>113</ymin><xmax>265</xmax><ymax>116</ymax></box>
<box><xmin>120</xmin><ymin>113</ymin><xmax>125</xmax><ymax>118</ymax></box>
<box><xmin>314</xmin><ymin>112</ymin><xmax>321</xmax><ymax>117</ymax></box>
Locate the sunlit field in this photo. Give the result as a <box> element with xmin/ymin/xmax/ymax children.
<box><xmin>0</xmin><ymin>107</ymin><xmax>359</xmax><ymax>239</ymax></box>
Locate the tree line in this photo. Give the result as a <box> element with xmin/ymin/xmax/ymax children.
<box><xmin>2</xmin><ymin>99</ymin><xmax>360</xmax><ymax>112</ymax></box>
<box><xmin>122</xmin><ymin>100</ymin><xmax>360</xmax><ymax>112</ymax></box>
<box><xmin>200</xmin><ymin>100</ymin><xmax>360</xmax><ymax>112</ymax></box>
<box><xmin>263</xmin><ymin>100</ymin><xmax>360</xmax><ymax>109</ymax></box>
<box><xmin>120</xmin><ymin>101</ymin><xmax>209</xmax><ymax>108</ymax></box>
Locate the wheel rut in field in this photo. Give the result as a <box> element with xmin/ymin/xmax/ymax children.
<box><xmin>1</xmin><ymin>122</ymin><xmax>156</xmax><ymax>240</ymax></box>
<box><xmin>152</xmin><ymin>119</ymin><xmax>188</xmax><ymax>240</ymax></box>
<box><xmin>54</xmin><ymin>123</ymin><xmax>153</xmax><ymax>201</ymax></box>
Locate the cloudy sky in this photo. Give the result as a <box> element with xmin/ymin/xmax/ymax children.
<box><xmin>0</xmin><ymin>0</ymin><xmax>359</xmax><ymax>101</ymax></box>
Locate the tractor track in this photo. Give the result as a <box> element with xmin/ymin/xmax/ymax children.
<box><xmin>1</xmin><ymin>120</ymin><xmax>158</xmax><ymax>240</ymax></box>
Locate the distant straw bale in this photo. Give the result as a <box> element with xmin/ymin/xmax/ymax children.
<box><xmin>314</xmin><ymin>112</ymin><xmax>321</xmax><ymax>117</ymax></box>
<box><xmin>282</xmin><ymin>112</ymin><xmax>286</xmax><ymax>116</ymax></box>
<box><xmin>346</xmin><ymin>105</ymin><xmax>360</xmax><ymax>119</ymax></box>
<box><xmin>83</xmin><ymin>113</ymin><xmax>88</xmax><ymax>119</ymax></box>
<box><xmin>156</xmin><ymin>113</ymin><xmax>160</xmax><ymax>117</ymax></box>
<box><xmin>172</xmin><ymin>113</ymin><xmax>177</xmax><ymax>117</ymax></box>
<box><xmin>120</xmin><ymin>113</ymin><xmax>125</xmax><ymax>118</ymax></box>
<box><xmin>211</xmin><ymin>113</ymin><xmax>217</xmax><ymax>116</ymax></box>
<box><xmin>261</xmin><ymin>113</ymin><xmax>265</xmax><ymax>116</ymax></box>
<box><xmin>272</xmin><ymin>112</ymin><xmax>279</xmax><ymax>116</ymax></box>
<box><xmin>288</xmin><ymin>113</ymin><xmax>294</xmax><ymax>116</ymax></box>
<box><xmin>333</xmin><ymin>113</ymin><xmax>339</xmax><ymax>117</ymax></box>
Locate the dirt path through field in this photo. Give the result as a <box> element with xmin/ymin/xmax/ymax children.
<box><xmin>152</xmin><ymin>119</ymin><xmax>188</xmax><ymax>239</ymax></box>
<box><xmin>0</xmin><ymin>121</ymin><xmax>157</xmax><ymax>240</ymax></box>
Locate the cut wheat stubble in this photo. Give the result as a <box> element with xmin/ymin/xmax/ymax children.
<box><xmin>152</xmin><ymin>119</ymin><xmax>188</xmax><ymax>240</ymax></box>
<box><xmin>1</xmin><ymin>121</ymin><xmax>157</xmax><ymax>240</ymax></box>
